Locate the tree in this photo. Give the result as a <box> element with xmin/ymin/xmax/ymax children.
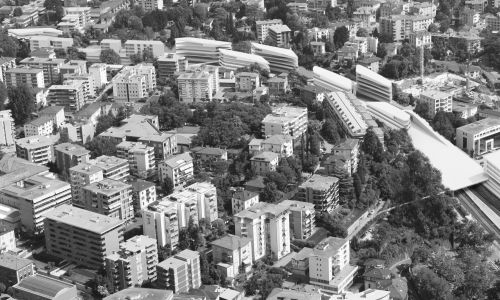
<box><xmin>414</xmin><ymin>102</ymin><xmax>430</xmax><ymax>119</ymax></box>
<box><xmin>362</xmin><ymin>129</ymin><xmax>384</xmax><ymax>162</ymax></box>
<box><xmin>100</xmin><ymin>49</ymin><xmax>121</xmax><ymax>64</ymax></box>
<box><xmin>128</xmin><ymin>15</ymin><xmax>144</xmax><ymax>31</ymax></box>
<box><xmin>353</xmin><ymin>173</ymin><xmax>362</xmax><ymax>201</ymax></box>
<box><xmin>162</xmin><ymin>177</ymin><xmax>174</xmax><ymax>195</ymax></box>
<box><xmin>0</xmin><ymin>82</ymin><xmax>7</xmax><ymax>110</ymax></box>
<box><xmin>376</xmin><ymin>43</ymin><xmax>387</xmax><ymax>59</ymax></box>
<box><xmin>321</xmin><ymin>119</ymin><xmax>341</xmax><ymax>144</ymax></box>
<box><xmin>0</xmin><ymin>33</ymin><xmax>19</xmax><ymax>57</ymax></box>
<box><xmin>13</xmin><ymin>7</ymin><xmax>23</xmax><ymax>17</ymax></box>
<box><xmin>356</xmin><ymin>28</ymin><xmax>369</xmax><ymax>37</ymax></box>
<box><xmin>260</xmin><ymin>182</ymin><xmax>282</xmax><ymax>203</ymax></box>
<box><xmin>412</xmin><ymin>267</ymin><xmax>453</xmax><ymax>300</ymax></box>
<box><xmin>431</xmin><ymin>111</ymin><xmax>454</xmax><ymax>141</ymax></box>
<box><xmin>85</xmin><ymin>137</ymin><xmax>119</xmax><ymax>158</ymax></box>
<box><xmin>333</xmin><ymin>26</ymin><xmax>349</xmax><ymax>48</ymax></box>
<box><xmin>7</xmin><ymin>85</ymin><xmax>35</xmax><ymax>125</ymax></box>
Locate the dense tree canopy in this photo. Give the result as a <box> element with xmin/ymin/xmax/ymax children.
<box><xmin>7</xmin><ymin>85</ymin><xmax>35</xmax><ymax>126</ymax></box>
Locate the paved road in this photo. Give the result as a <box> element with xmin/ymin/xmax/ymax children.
<box><xmin>347</xmin><ymin>201</ymin><xmax>385</xmax><ymax>240</ymax></box>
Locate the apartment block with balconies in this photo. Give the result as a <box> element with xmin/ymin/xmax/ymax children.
<box><xmin>279</xmin><ymin>200</ymin><xmax>315</xmax><ymax>240</ymax></box>
<box><xmin>158</xmin><ymin>152</ymin><xmax>193</xmax><ymax>190</ymax></box>
<box><xmin>157</xmin><ymin>249</ymin><xmax>201</xmax><ymax>293</ymax></box>
<box><xmin>15</xmin><ymin>135</ymin><xmax>54</xmax><ymax>165</ymax></box>
<box><xmin>105</xmin><ymin>235</ymin><xmax>158</xmax><ymax>292</ymax></box>
<box><xmin>89</xmin><ymin>155</ymin><xmax>130</xmax><ymax>182</ymax></box>
<box><xmin>231</xmin><ymin>188</ymin><xmax>260</xmax><ymax>215</ymax></box>
<box><xmin>142</xmin><ymin>201</ymin><xmax>179</xmax><ymax>250</ymax></box>
<box><xmin>296</xmin><ymin>174</ymin><xmax>339</xmax><ymax>213</ymax></box>
<box><xmin>116</xmin><ymin>141</ymin><xmax>156</xmax><ymax>179</ymax></box>
<box><xmin>81</xmin><ymin>178</ymin><xmax>134</xmax><ymax>221</ymax></box>
<box><xmin>69</xmin><ymin>162</ymin><xmax>104</xmax><ymax>208</ymax></box>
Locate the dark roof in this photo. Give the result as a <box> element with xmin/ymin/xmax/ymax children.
<box><xmin>130</xmin><ymin>179</ymin><xmax>155</xmax><ymax>192</ymax></box>
<box><xmin>245</xmin><ymin>176</ymin><xmax>266</xmax><ymax>189</ymax></box>
<box><xmin>14</xmin><ymin>275</ymin><xmax>75</xmax><ymax>298</ymax></box>
<box><xmin>192</xmin><ymin>147</ymin><xmax>227</xmax><ymax>156</ymax></box>
<box><xmin>0</xmin><ymin>254</ymin><xmax>33</xmax><ymax>271</ymax></box>
<box><xmin>363</xmin><ymin>267</ymin><xmax>392</xmax><ymax>280</ymax></box>
<box><xmin>39</xmin><ymin>106</ymin><xmax>64</xmax><ymax>115</ymax></box>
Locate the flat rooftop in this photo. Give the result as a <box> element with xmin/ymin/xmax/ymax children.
<box><xmin>0</xmin><ymin>175</ymin><xmax>69</xmax><ymax>201</ymax></box>
<box><xmin>211</xmin><ymin>234</ymin><xmax>251</xmax><ymax>250</ymax></box>
<box><xmin>43</xmin><ymin>204</ymin><xmax>124</xmax><ymax>234</ymax></box>
<box><xmin>15</xmin><ymin>135</ymin><xmax>54</xmax><ymax>149</ymax></box>
<box><xmin>234</xmin><ymin>202</ymin><xmax>288</xmax><ymax>219</ymax></box>
<box><xmin>90</xmin><ymin>155</ymin><xmax>128</xmax><ymax>170</ymax></box>
<box><xmin>69</xmin><ymin>162</ymin><xmax>103</xmax><ymax>175</ymax></box>
<box><xmin>104</xmin><ymin>288</ymin><xmax>173</xmax><ymax>300</ymax></box>
<box><xmin>83</xmin><ymin>178</ymin><xmax>130</xmax><ymax>195</ymax></box>
<box><xmin>0</xmin><ymin>253</ymin><xmax>33</xmax><ymax>270</ymax></box>
<box><xmin>300</xmin><ymin>174</ymin><xmax>338</xmax><ymax>191</ymax></box>
<box><xmin>54</xmin><ymin>143</ymin><xmax>89</xmax><ymax>156</ymax></box>
<box><xmin>456</xmin><ymin>118</ymin><xmax>500</xmax><ymax>135</ymax></box>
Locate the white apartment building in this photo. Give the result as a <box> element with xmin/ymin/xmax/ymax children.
<box><xmin>63</xmin><ymin>75</ymin><xmax>96</xmax><ymax>101</ymax></box>
<box><xmin>261</xmin><ymin>106</ymin><xmax>308</xmax><ymax>140</ymax></box>
<box><xmin>296</xmin><ymin>174</ymin><xmax>340</xmax><ymax>213</ymax></box>
<box><xmin>124</xmin><ymin>40</ymin><xmax>165</xmax><ymax>58</ymax></box>
<box><xmin>177</xmin><ymin>71</ymin><xmax>214</xmax><ymax>103</ymax></box>
<box><xmin>23</xmin><ymin>117</ymin><xmax>53</xmax><ymax>137</ymax></box>
<box><xmin>268</xmin><ymin>24</ymin><xmax>291</xmax><ymax>48</ymax></box>
<box><xmin>117</xmin><ymin>141</ymin><xmax>156</xmax><ymax>179</ymax></box>
<box><xmin>379</xmin><ymin>14</ymin><xmax>433</xmax><ymax>42</ymax></box>
<box><xmin>234</xmin><ymin>202</ymin><xmax>291</xmax><ymax>261</ymax></box>
<box><xmin>143</xmin><ymin>201</ymin><xmax>180</xmax><ymax>249</ymax></box>
<box><xmin>211</xmin><ymin>235</ymin><xmax>253</xmax><ymax>279</ymax></box>
<box><xmin>231</xmin><ymin>188</ymin><xmax>260</xmax><ymax>215</ymax></box>
<box><xmin>167</xmin><ymin>181</ymin><xmax>218</xmax><ymax>226</ymax></box>
<box><xmin>157</xmin><ymin>53</ymin><xmax>187</xmax><ymax>80</ymax></box>
<box><xmin>46</xmin><ymin>81</ymin><xmax>86</xmax><ymax>112</ymax></box>
<box><xmin>280</xmin><ymin>200</ymin><xmax>315</xmax><ymax>240</ymax></box>
<box><xmin>158</xmin><ymin>152</ymin><xmax>194</xmax><ymax>189</ymax></box>
<box><xmin>20</xmin><ymin>57</ymin><xmax>67</xmax><ymax>85</ymax></box>
<box><xmin>4</xmin><ymin>67</ymin><xmax>45</xmax><ymax>89</ymax></box>
<box><xmin>81</xmin><ymin>178</ymin><xmax>134</xmax><ymax>221</ymax></box>
<box><xmin>420</xmin><ymin>89</ymin><xmax>452</xmax><ymax>118</ymax></box>
<box><xmin>28</xmin><ymin>36</ymin><xmax>74</xmax><ymax>51</ymax></box>
<box><xmin>15</xmin><ymin>135</ymin><xmax>54</xmax><ymax>165</ymax></box>
<box><xmin>130</xmin><ymin>180</ymin><xmax>156</xmax><ymax>212</ymax></box>
<box><xmin>137</xmin><ymin>0</ymin><xmax>163</xmax><ymax>11</ymax></box>
<box><xmin>250</xmin><ymin>151</ymin><xmax>280</xmax><ymax>175</ymax></box>
<box><xmin>89</xmin><ymin>155</ymin><xmax>130</xmax><ymax>182</ymax></box>
<box><xmin>409</xmin><ymin>31</ymin><xmax>432</xmax><ymax>48</ymax></box>
<box><xmin>256</xmin><ymin>19</ymin><xmax>283</xmax><ymax>42</ymax></box>
<box><xmin>105</xmin><ymin>235</ymin><xmax>159</xmax><ymax>292</ymax></box>
<box><xmin>0</xmin><ymin>57</ymin><xmax>16</xmax><ymax>83</ymax></box>
<box><xmin>101</xmin><ymin>39</ymin><xmax>123</xmax><ymax>54</ymax></box>
<box><xmin>38</xmin><ymin>106</ymin><xmax>65</xmax><ymax>128</ymax></box>
<box><xmin>0</xmin><ymin>174</ymin><xmax>71</xmax><ymax>234</ymax></box>
<box><xmin>69</xmin><ymin>162</ymin><xmax>104</xmax><ymax>208</ymax></box>
<box><xmin>0</xmin><ymin>110</ymin><xmax>15</xmax><ymax>146</ymax></box>
<box><xmin>157</xmin><ymin>249</ymin><xmax>201</xmax><ymax>293</ymax></box>
<box><xmin>249</xmin><ymin>135</ymin><xmax>294</xmax><ymax>157</ymax></box>
<box><xmin>89</xmin><ymin>63</ymin><xmax>108</xmax><ymax>88</ymax></box>
<box><xmin>309</xmin><ymin>237</ymin><xmax>358</xmax><ymax>293</ymax></box>
<box><xmin>112</xmin><ymin>65</ymin><xmax>156</xmax><ymax>101</ymax></box>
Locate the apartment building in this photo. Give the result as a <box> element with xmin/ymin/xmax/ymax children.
<box><xmin>90</xmin><ymin>155</ymin><xmax>130</xmax><ymax>182</ymax></box>
<box><xmin>63</xmin><ymin>6</ymin><xmax>91</xmax><ymax>27</ymax></box>
<box><xmin>47</xmin><ymin>81</ymin><xmax>86</xmax><ymax>112</ymax></box>
<box><xmin>409</xmin><ymin>31</ymin><xmax>432</xmax><ymax>49</ymax></box>
<box><xmin>296</xmin><ymin>174</ymin><xmax>339</xmax><ymax>213</ymax></box>
<box><xmin>101</xmin><ymin>39</ymin><xmax>123</xmax><ymax>54</ymax></box>
<box><xmin>191</xmin><ymin>147</ymin><xmax>228</xmax><ymax>170</ymax></box>
<box><xmin>137</xmin><ymin>0</ymin><xmax>163</xmax><ymax>11</ymax></box>
<box><xmin>211</xmin><ymin>235</ymin><xmax>252</xmax><ymax>279</ymax></box>
<box><xmin>177</xmin><ymin>71</ymin><xmax>214</xmax><ymax>103</ymax></box>
<box><xmin>124</xmin><ymin>40</ymin><xmax>165</xmax><ymax>58</ymax></box>
<box><xmin>309</xmin><ymin>237</ymin><xmax>357</xmax><ymax>293</ymax></box>
<box><xmin>143</xmin><ymin>201</ymin><xmax>179</xmax><ymax>250</ymax></box>
<box><xmin>4</xmin><ymin>67</ymin><xmax>45</xmax><ymax>88</ymax></box>
<box><xmin>69</xmin><ymin>162</ymin><xmax>104</xmax><ymax>208</ymax></box>
<box><xmin>0</xmin><ymin>174</ymin><xmax>71</xmax><ymax>235</ymax></box>
<box><xmin>54</xmin><ymin>143</ymin><xmax>90</xmax><ymax>176</ymax></box>
<box><xmin>116</xmin><ymin>141</ymin><xmax>155</xmax><ymax>179</ymax></box>
<box><xmin>250</xmin><ymin>151</ymin><xmax>280</xmax><ymax>175</ymax></box>
<box><xmin>232</xmin><ymin>188</ymin><xmax>259</xmax><ymax>215</ymax></box>
<box><xmin>268</xmin><ymin>25</ymin><xmax>291</xmax><ymax>48</ymax></box>
<box><xmin>20</xmin><ymin>57</ymin><xmax>67</xmax><ymax>85</ymax></box>
<box><xmin>139</xmin><ymin>133</ymin><xmax>178</xmax><ymax>162</ymax></box>
<box><xmin>331</xmin><ymin>139</ymin><xmax>360</xmax><ymax>175</ymax></box>
<box><xmin>64</xmin><ymin>75</ymin><xmax>96</xmax><ymax>102</ymax></box>
<box><xmin>261</xmin><ymin>106</ymin><xmax>308</xmax><ymax>140</ymax></box>
<box><xmin>0</xmin><ymin>254</ymin><xmax>34</xmax><ymax>287</ymax></box>
<box><xmin>157</xmin><ymin>53</ymin><xmax>187</xmax><ymax>80</ymax></box>
<box><xmin>43</xmin><ymin>204</ymin><xmax>124</xmax><ymax>269</ymax></box>
<box><xmin>81</xmin><ymin>179</ymin><xmax>134</xmax><ymax>221</ymax></box>
<box><xmin>0</xmin><ymin>229</ymin><xmax>16</xmax><ymax>254</ymax></box>
<box><xmin>0</xmin><ymin>57</ymin><xmax>16</xmax><ymax>83</ymax></box>
<box><xmin>113</xmin><ymin>64</ymin><xmax>156</xmax><ymax>101</ymax></box>
<box><xmin>89</xmin><ymin>63</ymin><xmax>108</xmax><ymax>88</ymax></box>
<box><xmin>234</xmin><ymin>202</ymin><xmax>291</xmax><ymax>261</ymax></box>
<box><xmin>0</xmin><ymin>110</ymin><xmax>15</xmax><ymax>146</ymax></box>
<box><xmin>158</xmin><ymin>152</ymin><xmax>194</xmax><ymax>189</ymax></box>
<box><xmin>28</xmin><ymin>36</ymin><xmax>74</xmax><ymax>51</ymax></box>
<box><xmin>249</xmin><ymin>135</ymin><xmax>294</xmax><ymax>157</ymax></box>
<box><xmin>157</xmin><ymin>249</ymin><xmax>201</xmax><ymax>293</ymax></box>
<box><xmin>379</xmin><ymin>14</ymin><xmax>432</xmax><ymax>42</ymax></box>
<box><xmin>38</xmin><ymin>106</ymin><xmax>65</xmax><ymax>128</ymax></box>
<box><xmin>420</xmin><ymin>89</ymin><xmax>452</xmax><ymax>118</ymax></box>
<box><xmin>130</xmin><ymin>180</ymin><xmax>156</xmax><ymax>212</ymax></box>
<box><xmin>235</xmin><ymin>72</ymin><xmax>260</xmax><ymax>92</ymax></box>
<box><xmin>172</xmin><ymin>181</ymin><xmax>218</xmax><ymax>225</ymax></box>
<box><xmin>256</xmin><ymin>19</ymin><xmax>283</xmax><ymax>42</ymax></box>
<box><xmin>280</xmin><ymin>200</ymin><xmax>315</xmax><ymax>240</ymax></box>
<box><xmin>106</xmin><ymin>235</ymin><xmax>158</xmax><ymax>292</ymax></box>
<box><xmin>23</xmin><ymin>116</ymin><xmax>53</xmax><ymax>137</ymax></box>
<box><xmin>15</xmin><ymin>135</ymin><xmax>54</xmax><ymax>165</ymax></box>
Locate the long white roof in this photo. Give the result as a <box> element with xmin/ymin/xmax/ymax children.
<box><xmin>356</xmin><ymin>64</ymin><xmax>392</xmax><ymax>87</ymax></box>
<box><xmin>219</xmin><ymin>49</ymin><xmax>270</xmax><ymax>71</ymax></box>
<box><xmin>313</xmin><ymin>66</ymin><xmax>353</xmax><ymax>92</ymax></box>
<box><xmin>250</xmin><ymin>42</ymin><xmax>297</xmax><ymax>59</ymax></box>
<box><xmin>175</xmin><ymin>37</ymin><xmax>232</xmax><ymax>48</ymax></box>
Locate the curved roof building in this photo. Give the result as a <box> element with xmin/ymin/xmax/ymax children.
<box><xmin>364</xmin><ymin>101</ymin><xmax>411</xmax><ymax>129</ymax></box>
<box><xmin>219</xmin><ymin>49</ymin><xmax>270</xmax><ymax>72</ymax></box>
<box><xmin>356</xmin><ymin>64</ymin><xmax>392</xmax><ymax>102</ymax></box>
<box><xmin>175</xmin><ymin>38</ymin><xmax>232</xmax><ymax>65</ymax></box>
<box><xmin>324</xmin><ymin>91</ymin><xmax>368</xmax><ymax>138</ymax></box>
<box><xmin>313</xmin><ymin>66</ymin><xmax>353</xmax><ymax>92</ymax></box>
<box><xmin>251</xmin><ymin>43</ymin><xmax>298</xmax><ymax>73</ymax></box>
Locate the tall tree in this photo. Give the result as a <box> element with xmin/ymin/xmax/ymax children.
<box><xmin>333</xmin><ymin>26</ymin><xmax>349</xmax><ymax>48</ymax></box>
<box><xmin>7</xmin><ymin>85</ymin><xmax>35</xmax><ymax>125</ymax></box>
<box><xmin>100</xmin><ymin>49</ymin><xmax>121</xmax><ymax>64</ymax></box>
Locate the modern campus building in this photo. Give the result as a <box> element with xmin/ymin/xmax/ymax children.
<box><xmin>81</xmin><ymin>178</ymin><xmax>134</xmax><ymax>221</ymax></box>
<box><xmin>0</xmin><ymin>174</ymin><xmax>71</xmax><ymax>235</ymax></box>
<box><xmin>142</xmin><ymin>200</ymin><xmax>180</xmax><ymax>250</ymax></box>
<box><xmin>116</xmin><ymin>141</ymin><xmax>156</xmax><ymax>179</ymax></box>
<box><xmin>356</xmin><ymin>65</ymin><xmax>393</xmax><ymax>102</ymax></box>
<box><xmin>251</xmin><ymin>43</ymin><xmax>298</xmax><ymax>73</ymax></box>
<box><xmin>256</xmin><ymin>19</ymin><xmax>283</xmax><ymax>42</ymax></box>
<box><xmin>483</xmin><ymin>151</ymin><xmax>500</xmax><ymax>198</ymax></box>
<box><xmin>296</xmin><ymin>174</ymin><xmax>340</xmax><ymax>213</ymax></box>
<box><xmin>324</xmin><ymin>91</ymin><xmax>368</xmax><ymax>138</ymax></box>
<box><xmin>211</xmin><ymin>234</ymin><xmax>253</xmax><ymax>279</ymax></box>
<box><xmin>218</xmin><ymin>49</ymin><xmax>270</xmax><ymax>72</ymax></box>
<box><xmin>231</xmin><ymin>188</ymin><xmax>260</xmax><ymax>215</ymax></box>
<box><xmin>261</xmin><ymin>106</ymin><xmax>308</xmax><ymax>140</ymax></box>
<box><xmin>15</xmin><ymin>135</ymin><xmax>54</xmax><ymax>165</ymax></box>
<box><xmin>4</xmin><ymin>67</ymin><xmax>45</xmax><ymax>88</ymax></box>
<box><xmin>157</xmin><ymin>53</ymin><xmax>187</xmax><ymax>80</ymax></box>
<box><xmin>313</xmin><ymin>66</ymin><xmax>353</xmax><ymax>92</ymax></box>
<box><xmin>280</xmin><ymin>200</ymin><xmax>315</xmax><ymax>240</ymax></box>
<box><xmin>456</xmin><ymin>118</ymin><xmax>500</xmax><ymax>156</ymax></box>
<box><xmin>157</xmin><ymin>249</ymin><xmax>201</xmax><ymax>293</ymax></box>
<box><xmin>28</xmin><ymin>36</ymin><xmax>74</xmax><ymax>51</ymax></box>
<box><xmin>0</xmin><ymin>110</ymin><xmax>15</xmax><ymax>146</ymax></box>
<box><xmin>175</xmin><ymin>37</ymin><xmax>232</xmax><ymax>65</ymax></box>
<box><xmin>158</xmin><ymin>152</ymin><xmax>194</xmax><ymax>189</ymax></box>
<box><xmin>124</xmin><ymin>40</ymin><xmax>165</xmax><ymax>58</ymax></box>
<box><xmin>234</xmin><ymin>202</ymin><xmax>291</xmax><ymax>261</ymax></box>
<box><xmin>364</xmin><ymin>101</ymin><xmax>411</xmax><ymax>130</ymax></box>
<box><xmin>420</xmin><ymin>89</ymin><xmax>453</xmax><ymax>118</ymax></box>
<box><xmin>105</xmin><ymin>235</ymin><xmax>158</xmax><ymax>292</ymax></box>
<box><xmin>309</xmin><ymin>237</ymin><xmax>358</xmax><ymax>293</ymax></box>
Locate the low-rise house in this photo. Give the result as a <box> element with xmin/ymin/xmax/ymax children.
<box><xmin>211</xmin><ymin>235</ymin><xmax>252</xmax><ymax>279</ymax></box>
<box><xmin>23</xmin><ymin>116</ymin><xmax>53</xmax><ymax>137</ymax></box>
<box><xmin>250</xmin><ymin>151</ymin><xmax>279</xmax><ymax>174</ymax></box>
<box><xmin>191</xmin><ymin>147</ymin><xmax>228</xmax><ymax>170</ymax></box>
<box><xmin>0</xmin><ymin>254</ymin><xmax>34</xmax><ymax>287</ymax></box>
